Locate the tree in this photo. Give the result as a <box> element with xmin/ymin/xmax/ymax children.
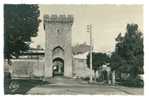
<box><xmin>87</xmin><ymin>52</ymin><xmax>110</xmax><ymax>81</ymax></box>
<box><xmin>4</xmin><ymin>4</ymin><xmax>41</xmax><ymax>62</ymax></box>
<box><xmin>111</xmin><ymin>24</ymin><xmax>143</xmax><ymax>79</ymax></box>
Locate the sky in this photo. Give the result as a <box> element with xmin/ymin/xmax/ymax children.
<box><xmin>31</xmin><ymin>5</ymin><xmax>143</xmax><ymax>53</ymax></box>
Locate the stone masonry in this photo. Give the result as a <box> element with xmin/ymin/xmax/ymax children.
<box><xmin>44</xmin><ymin>14</ymin><xmax>73</xmax><ymax>78</ymax></box>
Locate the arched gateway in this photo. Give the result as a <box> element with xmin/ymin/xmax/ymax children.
<box><xmin>44</xmin><ymin>14</ymin><xmax>73</xmax><ymax>78</ymax></box>
<box><xmin>52</xmin><ymin>46</ymin><xmax>64</xmax><ymax>76</ymax></box>
<box><xmin>53</xmin><ymin>57</ymin><xmax>64</xmax><ymax>76</ymax></box>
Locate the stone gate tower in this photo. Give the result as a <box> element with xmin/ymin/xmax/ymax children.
<box><xmin>44</xmin><ymin>14</ymin><xmax>73</xmax><ymax>78</ymax></box>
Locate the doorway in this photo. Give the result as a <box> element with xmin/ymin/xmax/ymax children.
<box><xmin>52</xmin><ymin>58</ymin><xmax>64</xmax><ymax>76</ymax></box>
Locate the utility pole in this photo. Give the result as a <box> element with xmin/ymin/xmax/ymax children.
<box><xmin>87</xmin><ymin>24</ymin><xmax>93</xmax><ymax>83</ymax></box>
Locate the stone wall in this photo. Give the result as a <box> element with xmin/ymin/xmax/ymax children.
<box><xmin>44</xmin><ymin>14</ymin><xmax>73</xmax><ymax>77</ymax></box>
<box><xmin>4</xmin><ymin>59</ymin><xmax>44</xmax><ymax>79</ymax></box>
<box><xmin>4</xmin><ymin>58</ymin><xmax>94</xmax><ymax>79</ymax></box>
<box><xmin>73</xmin><ymin>58</ymin><xmax>94</xmax><ymax>78</ymax></box>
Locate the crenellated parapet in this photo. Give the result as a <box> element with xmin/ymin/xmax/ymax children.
<box><xmin>44</xmin><ymin>14</ymin><xmax>73</xmax><ymax>24</ymax></box>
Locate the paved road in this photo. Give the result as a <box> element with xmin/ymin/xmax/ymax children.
<box><xmin>27</xmin><ymin>77</ymin><xmax>143</xmax><ymax>95</ymax></box>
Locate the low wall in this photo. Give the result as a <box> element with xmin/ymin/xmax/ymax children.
<box><xmin>4</xmin><ymin>58</ymin><xmax>94</xmax><ymax>79</ymax></box>
<box><xmin>4</xmin><ymin>59</ymin><xmax>45</xmax><ymax>80</ymax></box>
<box><xmin>73</xmin><ymin>58</ymin><xmax>94</xmax><ymax>78</ymax></box>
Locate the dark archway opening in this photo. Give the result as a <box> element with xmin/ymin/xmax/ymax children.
<box><xmin>52</xmin><ymin>58</ymin><xmax>64</xmax><ymax>76</ymax></box>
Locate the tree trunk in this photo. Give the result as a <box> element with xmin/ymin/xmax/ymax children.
<box><xmin>94</xmin><ymin>70</ymin><xmax>96</xmax><ymax>82</ymax></box>
<box><xmin>118</xmin><ymin>71</ymin><xmax>121</xmax><ymax>80</ymax></box>
<box><xmin>112</xmin><ymin>70</ymin><xmax>116</xmax><ymax>85</ymax></box>
<box><xmin>8</xmin><ymin>57</ymin><xmax>12</xmax><ymax>65</ymax></box>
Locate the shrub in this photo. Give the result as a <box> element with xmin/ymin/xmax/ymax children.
<box><xmin>119</xmin><ymin>79</ymin><xmax>144</xmax><ymax>88</ymax></box>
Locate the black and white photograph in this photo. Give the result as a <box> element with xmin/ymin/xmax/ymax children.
<box><xmin>2</xmin><ymin>2</ymin><xmax>145</xmax><ymax>96</ymax></box>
